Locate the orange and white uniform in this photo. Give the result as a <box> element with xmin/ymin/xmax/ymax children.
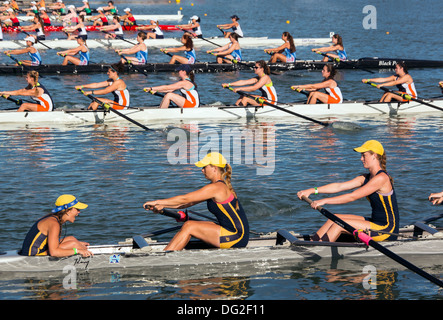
<box><xmin>325</xmin><ymin>86</ymin><xmax>343</xmax><ymax>104</ymax></box>
<box><xmin>108</xmin><ymin>79</ymin><xmax>130</xmax><ymax>109</ymax></box>
<box><xmin>180</xmin><ymin>78</ymin><xmax>200</xmax><ymax>108</ymax></box>
<box><xmin>31</xmin><ymin>83</ymin><xmax>54</xmax><ymax>111</ymax></box>
<box><xmin>259</xmin><ymin>81</ymin><xmax>278</xmax><ymax>105</ymax></box>
<box><xmin>396</xmin><ymin>78</ymin><xmax>417</xmax><ymax>100</ymax></box>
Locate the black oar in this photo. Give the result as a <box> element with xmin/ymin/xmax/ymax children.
<box><xmin>208</xmin><ymin>51</ymin><xmax>251</xmax><ymax>68</ymax></box>
<box><xmin>1</xmin><ymin>94</ymin><xmax>33</xmax><ymax>106</ymax></box>
<box><xmin>313</xmin><ymin>50</ymin><xmax>374</xmax><ymax>74</ymax></box>
<box><xmin>182</xmin><ymin>29</ymin><xmax>221</xmax><ymax>48</ymax></box>
<box><xmin>101</xmin><ymin>30</ymin><xmax>137</xmax><ymax>45</ymax></box>
<box><xmin>20</xmin><ymin>30</ymin><xmax>52</xmax><ymax>50</ymax></box>
<box><xmin>116</xmin><ymin>52</ymin><xmax>150</xmax><ymax>77</ymax></box>
<box><xmin>76</xmin><ymin>88</ymin><xmax>152</xmax><ymax>131</ymax></box>
<box><xmin>364</xmin><ymin>80</ymin><xmax>443</xmax><ymax>112</ymax></box>
<box><xmin>225</xmin><ymin>86</ymin><xmax>360</xmax><ymax>130</ymax></box>
<box><xmin>300</xmin><ymin>195</ymin><xmax>443</xmax><ymax>288</ymax></box>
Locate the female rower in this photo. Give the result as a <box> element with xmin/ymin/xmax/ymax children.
<box><xmin>222</xmin><ymin>60</ymin><xmax>277</xmax><ymax>106</ymax></box>
<box><xmin>3</xmin><ymin>36</ymin><xmax>42</xmax><ymax>66</ymax></box>
<box><xmin>98</xmin><ymin>15</ymin><xmax>124</xmax><ymax>39</ymax></box>
<box><xmin>297</xmin><ymin>140</ymin><xmax>399</xmax><ymax>242</ymax></box>
<box><xmin>91</xmin><ymin>7</ymin><xmax>108</xmax><ymax>26</ymax></box>
<box><xmin>291</xmin><ymin>64</ymin><xmax>343</xmax><ymax>104</ymax></box>
<box><xmin>144</xmin><ymin>64</ymin><xmax>199</xmax><ymax>109</ymax></box>
<box><xmin>121</xmin><ymin>7</ymin><xmax>136</xmax><ymax>26</ymax></box>
<box><xmin>362</xmin><ymin>61</ymin><xmax>417</xmax><ymax>102</ymax></box>
<box><xmin>264</xmin><ymin>31</ymin><xmax>296</xmax><ymax>63</ymax></box>
<box><xmin>39</xmin><ymin>7</ymin><xmax>51</xmax><ymax>26</ymax></box>
<box><xmin>0</xmin><ymin>70</ymin><xmax>53</xmax><ymax>112</ymax></box>
<box><xmin>77</xmin><ymin>0</ymin><xmax>92</xmax><ymax>17</ymax></box>
<box><xmin>1</xmin><ymin>8</ymin><xmax>20</xmax><ymax>27</ymax></box>
<box><xmin>18</xmin><ymin>14</ymin><xmax>46</xmax><ymax>40</ymax></box>
<box><xmin>21</xmin><ymin>194</ymin><xmax>92</xmax><ymax>257</ymax></box>
<box><xmin>48</xmin><ymin>0</ymin><xmax>67</xmax><ymax>16</ymax></box>
<box><xmin>63</xmin><ymin>14</ymin><xmax>88</xmax><ymax>40</ymax></box>
<box><xmin>75</xmin><ymin>64</ymin><xmax>130</xmax><ymax>111</ymax></box>
<box><xmin>161</xmin><ymin>33</ymin><xmax>196</xmax><ymax>64</ymax></box>
<box><xmin>217</xmin><ymin>14</ymin><xmax>243</xmax><ymax>38</ymax></box>
<box><xmin>62</xmin><ymin>5</ymin><xmax>78</xmax><ymax>26</ymax></box>
<box><xmin>136</xmin><ymin>20</ymin><xmax>164</xmax><ymax>39</ymax></box>
<box><xmin>177</xmin><ymin>15</ymin><xmax>202</xmax><ymax>38</ymax></box>
<box><xmin>103</xmin><ymin>0</ymin><xmax>117</xmax><ymax>15</ymax></box>
<box><xmin>312</xmin><ymin>34</ymin><xmax>347</xmax><ymax>61</ymax></box>
<box><xmin>57</xmin><ymin>36</ymin><xmax>90</xmax><ymax>65</ymax></box>
<box><xmin>207</xmin><ymin>33</ymin><xmax>242</xmax><ymax>64</ymax></box>
<box><xmin>144</xmin><ymin>152</ymin><xmax>249</xmax><ymax>251</ymax></box>
<box><xmin>429</xmin><ymin>190</ymin><xmax>443</xmax><ymax>205</ymax></box>
<box><xmin>116</xmin><ymin>31</ymin><xmax>148</xmax><ymax>65</ymax></box>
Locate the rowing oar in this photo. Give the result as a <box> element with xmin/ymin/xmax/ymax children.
<box><xmin>181</xmin><ymin>29</ymin><xmax>221</xmax><ymax>48</ymax></box>
<box><xmin>20</xmin><ymin>30</ymin><xmax>52</xmax><ymax>50</ymax></box>
<box><xmin>290</xmin><ymin>86</ymin><xmax>310</xmax><ymax>97</ymax></box>
<box><xmin>313</xmin><ymin>50</ymin><xmax>374</xmax><ymax>74</ymax></box>
<box><xmin>1</xmin><ymin>94</ymin><xmax>34</xmax><ymax>106</ymax></box>
<box><xmin>363</xmin><ymin>80</ymin><xmax>443</xmax><ymax>112</ymax></box>
<box><xmin>115</xmin><ymin>51</ymin><xmax>150</xmax><ymax>77</ymax></box>
<box><xmin>208</xmin><ymin>52</ymin><xmax>251</xmax><ymax>68</ymax></box>
<box><xmin>101</xmin><ymin>30</ymin><xmax>137</xmax><ymax>46</ymax></box>
<box><xmin>300</xmin><ymin>195</ymin><xmax>443</xmax><ymax>288</ymax></box>
<box><xmin>225</xmin><ymin>86</ymin><xmax>360</xmax><ymax>130</ymax></box>
<box><xmin>76</xmin><ymin>88</ymin><xmax>152</xmax><ymax>131</ymax></box>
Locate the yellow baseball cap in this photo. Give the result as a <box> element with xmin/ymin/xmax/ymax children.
<box><xmin>52</xmin><ymin>194</ymin><xmax>88</xmax><ymax>213</ymax></box>
<box><xmin>354</xmin><ymin>140</ymin><xmax>384</xmax><ymax>155</ymax></box>
<box><xmin>195</xmin><ymin>152</ymin><xmax>227</xmax><ymax>168</ymax></box>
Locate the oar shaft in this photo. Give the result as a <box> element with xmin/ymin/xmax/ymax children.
<box><xmin>314</xmin><ymin>51</ymin><xmax>374</xmax><ymax>73</ymax></box>
<box><xmin>301</xmin><ymin>196</ymin><xmax>443</xmax><ymax>288</ymax></box>
<box><xmin>226</xmin><ymin>86</ymin><xmax>329</xmax><ymax>127</ymax></box>
<box><xmin>77</xmin><ymin>88</ymin><xmax>152</xmax><ymax>131</ymax></box>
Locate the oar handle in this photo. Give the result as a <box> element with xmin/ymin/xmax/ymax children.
<box><xmin>143</xmin><ymin>88</ymin><xmax>165</xmax><ymax>98</ymax></box>
<box><xmin>290</xmin><ymin>86</ymin><xmax>310</xmax><ymax>97</ymax></box>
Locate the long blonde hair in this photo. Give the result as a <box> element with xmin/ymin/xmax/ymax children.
<box><xmin>218</xmin><ymin>164</ymin><xmax>239</xmax><ymax>209</ymax></box>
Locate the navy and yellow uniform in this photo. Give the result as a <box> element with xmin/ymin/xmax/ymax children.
<box><xmin>206</xmin><ymin>181</ymin><xmax>249</xmax><ymax>248</ymax></box>
<box><xmin>363</xmin><ymin>170</ymin><xmax>399</xmax><ymax>241</ymax></box>
<box><xmin>20</xmin><ymin>217</ymin><xmax>57</xmax><ymax>256</ymax></box>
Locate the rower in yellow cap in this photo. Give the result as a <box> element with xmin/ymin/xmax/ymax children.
<box><xmin>20</xmin><ymin>194</ymin><xmax>93</xmax><ymax>257</ymax></box>
<box><xmin>297</xmin><ymin>140</ymin><xmax>400</xmax><ymax>242</ymax></box>
<box><xmin>144</xmin><ymin>152</ymin><xmax>249</xmax><ymax>251</ymax></box>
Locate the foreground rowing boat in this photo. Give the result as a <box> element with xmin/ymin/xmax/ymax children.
<box><xmin>1</xmin><ymin>58</ymin><xmax>442</xmax><ymax>75</ymax></box>
<box><xmin>0</xmin><ymin>34</ymin><xmax>333</xmax><ymax>50</ymax></box>
<box><xmin>0</xmin><ymin>99</ymin><xmax>441</xmax><ymax>126</ymax></box>
<box><xmin>0</xmin><ymin>222</ymin><xmax>441</xmax><ymax>273</ymax></box>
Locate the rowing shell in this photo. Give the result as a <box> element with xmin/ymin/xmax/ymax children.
<box><xmin>0</xmin><ymin>35</ymin><xmax>332</xmax><ymax>50</ymax></box>
<box><xmin>1</xmin><ymin>58</ymin><xmax>442</xmax><ymax>76</ymax></box>
<box><xmin>0</xmin><ymin>99</ymin><xmax>441</xmax><ymax>126</ymax></box>
<box><xmin>0</xmin><ymin>225</ymin><xmax>441</xmax><ymax>273</ymax></box>
<box><xmin>12</xmin><ymin>11</ymin><xmax>184</xmax><ymax>22</ymax></box>
<box><xmin>2</xmin><ymin>24</ymin><xmax>180</xmax><ymax>33</ymax></box>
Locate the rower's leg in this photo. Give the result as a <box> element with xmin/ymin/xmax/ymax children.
<box><xmin>315</xmin><ymin>214</ymin><xmax>368</xmax><ymax>242</ymax></box>
<box><xmin>164</xmin><ymin>221</ymin><xmax>221</xmax><ymax>251</ymax></box>
<box><xmin>17</xmin><ymin>103</ymin><xmax>39</xmax><ymax>112</ymax></box>
<box><xmin>159</xmin><ymin>93</ymin><xmax>186</xmax><ymax>108</ymax></box>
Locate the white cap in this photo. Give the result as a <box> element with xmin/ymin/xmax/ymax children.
<box><xmin>190</xmin><ymin>15</ymin><xmax>199</xmax><ymax>20</ymax></box>
<box><xmin>96</xmin><ymin>7</ymin><xmax>103</xmax><ymax>11</ymax></box>
<box><xmin>6</xmin><ymin>8</ymin><xmax>13</xmax><ymax>12</ymax></box>
<box><xmin>24</xmin><ymin>36</ymin><xmax>35</xmax><ymax>43</ymax></box>
<box><xmin>82</xmin><ymin>0</ymin><xmax>88</xmax><ymax>2</ymax></box>
<box><xmin>67</xmin><ymin>4</ymin><xmax>75</xmax><ymax>9</ymax></box>
<box><xmin>3</xmin><ymin>1</ymin><xmax>9</xmax><ymax>5</ymax></box>
<box><xmin>30</xmin><ymin>1</ymin><xmax>36</xmax><ymax>4</ymax></box>
<box><xmin>124</xmin><ymin>7</ymin><xmax>130</xmax><ymax>12</ymax></box>
<box><xmin>57</xmin><ymin>0</ymin><xmax>63</xmax><ymax>2</ymax></box>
